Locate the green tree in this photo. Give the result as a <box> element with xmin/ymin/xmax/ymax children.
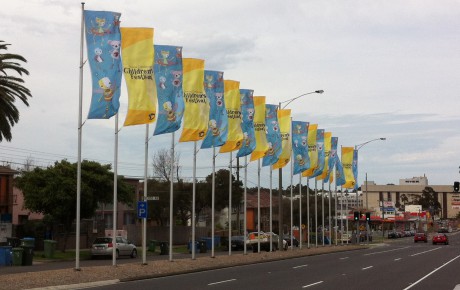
<box><xmin>412</xmin><ymin>187</ymin><xmax>441</xmax><ymax>218</ymax></box>
<box><xmin>0</xmin><ymin>41</ymin><xmax>32</xmax><ymax>142</ymax></box>
<box><xmin>14</xmin><ymin>160</ymin><xmax>134</xmax><ymax>251</ymax></box>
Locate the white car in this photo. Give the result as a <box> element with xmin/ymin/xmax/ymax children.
<box><xmin>90</xmin><ymin>236</ymin><xmax>137</xmax><ymax>259</ymax></box>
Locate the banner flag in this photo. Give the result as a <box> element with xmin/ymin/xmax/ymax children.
<box><xmin>236</xmin><ymin>89</ymin><xmax>256</xmax><ymax>157</ymax></box>
<box><xmin>250</xmin><ymin>96</ymin><xmax>269</xmax><ymax>161</ymax></box>
<box><xmin>219</xmin><ymin>80</ymin><xmax>243</xmax><ymax>153</ymax></box>
<box><xmin>262</xmin><ymin>104</ymin><xmax>282</xmax><ymax>167</ymax></box>
<box><xmin>341</xmin><ymin>146</ymin><xmax>356</xmax><ymax>188</ymax></box>
<box><xmin>272</xmin><ymin>109</ymin><xmax>292</xmax><ymax>169</ymax></box>
<box><xmin>317</xmin><ymin>132</ymin><xmax>332</xmax><ymax>181</ymax></box>
<box><xmin>324</xmin><ymin>136</ymin><xmax>338</xmax><ymax>183</ymax></box>
<box><xmin>121</xmin><ymin>27</ymin><xmax>156</xmax><ymax>126</ymax></box>
<box><xmin>335</xmin><ymin>155</ymin><xmax>346</xmax><ymax>186</ymax></box>
<box><xmin>179</xmin><ymin>58</ymin><xmax>209</xmax><ymax>142</ymax></box>
<box><xmin>353</xmin><ymin>149</ymin><xmax>359</xmax><ymax>190</ymax></box>
<box><xmin>292</xmin><ymin>121</ymin><xmax>310</xmax><ymax>175</ymax></box>
<box><xmin>302</xmin><ymin>124</ymin><xmax>318</xmax><ymax>177</ymax></box>
<box><xmin>153</xmin><ymin>45</ymin><xmax>184</xmax><ymax>135</ymax></box>
<box><xmin>201</xmin><ymin>71</ymin><xmax>227</xmax><ymax>148</ymax></box>
<box><xmin>310</xmin><ymin>129</ymin><xmax>325</xmax><ymax>178</ymax></box>
<box><xmin>84</xmin><ymin>10</ymin><xmax>122</xmax><ymax>119</ymax></box>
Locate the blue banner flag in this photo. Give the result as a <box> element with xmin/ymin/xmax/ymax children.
<box><xmin>84</xmin><ymin>10</ymin><xmax>122</xmax><ymax>119</ymax></box>
<box><xmin>262</xmin><ymin>104</ymin><xmax>282</xmax><ymax>167</ymax></box>
<box><xmin>335</xmin><ymin>152</ymin><xmax>346</xmax><ymax>186</ymax></box>
<box><xmin>201</xmin><ymin>71</ymin><xmax>227</xmax><ymax>148</ymax></box>
<box><xmin>292</xmin><ymin>121</ymin><xmax>310</xmax><ymax>175</ymax></box>
<box><xmin>153</xmin><ymin>45</ymin><xmax>184</xmax><ymax>135</ymax></box>
<box><xmin>311</xmin><ymin>129</ymin><xmax>325</xmax><ymax>178</ymax></box>
<box><xmin>236</xmin><ymin>89</ymin><xmax>256</xmax><ymax>157</ymax></box>
<box><xmin>353</xmin><ymin>149</ymin><xmax>359</xmax><ymax>190</ymax></box>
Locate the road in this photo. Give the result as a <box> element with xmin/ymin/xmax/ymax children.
<box><xmin>92</xmin><ymin>231</ymin><xmax>460</xmax><ymax>290</ymax></box>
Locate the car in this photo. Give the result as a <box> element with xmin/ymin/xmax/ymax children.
<box><xmin>231</xmin><ymin>235</ymin><xmax>249</xmax><ymax>251</ymax></box>
<box><xmin>414</xmin><ymin>232</ymin><xmax>427</xmax><ymax>243</ymax></box>
<box><xmin>90</xmin><ymin>236</ymin><xmax>137</xmax><ymax>259</ymax></box>
<box><xmin>283</xmin><ymin>235</ymin><xmax>300</xmax><ymax>247</ymax></box>
<box><xmin>438</xmin><ymin>227</ymin><xmax>449</xmax><ymax>233</ymax></box>
<box><xmin>432</xmin><ymin>233</ymin><xmax>449</xmax><ymax>245</ymax></box>
<box><xmin>388</xmin><ymin>231</ymin><xmax>398</xmax><ymax>239</ymax></box>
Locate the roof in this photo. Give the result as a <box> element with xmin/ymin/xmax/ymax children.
<box><xmin>0</xmin><ymin>166</ymin><xmax>19</xmax><ymax>175</ymax></box>
<box><xmin>246</xmin><ymin>190</ymin><xmax>279</xmax><ymax>209</ymax></box>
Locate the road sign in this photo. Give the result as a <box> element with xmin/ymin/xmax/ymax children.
<box><xmin>145</xmin><ymin>196</ymin><xmax>159</xmax><ymax>201</ymax></box>
<box><xmin>137</xmin><ymin>201</ymin><xmax>148</xmax><ymax>219</ymax></box>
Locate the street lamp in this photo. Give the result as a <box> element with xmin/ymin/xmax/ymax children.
<box><xmin>277</xmin><ymin>89</ymin><xmax>324</xmax><ymax>250</ymax></box>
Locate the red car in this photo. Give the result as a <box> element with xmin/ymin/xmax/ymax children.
<box><xmin>432</xmin><ymin>233</ymin><xmax>449</xmax><ymax>245</ymax></box>
<box><xmin>414</xmin><ymin>232</ymin><xmax>427</xmax><ymax>243</ymax></box>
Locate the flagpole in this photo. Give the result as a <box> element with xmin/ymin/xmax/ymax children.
<box><xmin>169</xmin><ymin>132</ymin><xmax>175</xmax><ymax>261</ymax></box>
<box><xmin>192</xmin><ymin>141</ymin><xmax>197</xmax><ymax>259</ymax></box>
<box><xmin>142</xmin><ymin>124</ymin><xmax>149</xmax><ymax>265</ymax></box>
<box><xmin>322</xmin><ymin>180</ymin><xmax>325</xmax><ymax>246</ymax></box>
<box><xmin>290</xmin><ymin>150</ymin><xmax>294</xmax><ymax>250</ymax></box>
<box><xmin>328</xmin><ymin>179</ymin><xmax>332</xmax><ymax>246</ymax></box>
<box><xmin>315</xmin><ymin>179</ymin><xmax>318</xmax><ymax>247</ymax></box>
<box><xmin>228</xmin><ymin>152</ymin><xmax>232</xmax><ymax>255</ymax></box>
<box><xmin>211</xmin><ymin>146</ymin><xmax>216</xmax><ymax>258</ymax></box>
<box><xmin>75</xmin><ymin>1</ymin><xmax>85</xmax><ymax>271</ymax></box>
<box><xmin>243</xmin><ymin>155</ymin><xmax>248</xmax><ymax>255</ymax></box>
<box><xmin>335</xmin><ymin>167</ymin><xmax>338</xmax><ymax>246</ymax></box>
<box><xmin>112</xmin><ymin>113</ymin><xmax>119</xmax><ymax>266</ymax></box>
<box><xmin>269</xmin><ymin>166</ymin><xmax>273</xmax><ymax>252</ymax></box>
<box><xmin>307</xmin><ymin>178</ymin><xmax>310</xmax><ymax>249</ymax></box>
<box><xmin>340</xmin><ymin>186</ymin><xmax>343</xmax><ymax>246</ymax></box>
<box><xmin>257</xmin><ymin>158</ymin><xmax>261</xmax><ymax>253</ymax></box>
<box><xmin>299</xmin><ymin>175</ymin><xmax>302</xmax><ymax>249</ymax></box>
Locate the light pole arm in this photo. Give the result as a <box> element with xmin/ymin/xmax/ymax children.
<box><xmin>279</xmin><ymin>90</ymin><xmax>324</xmax><ymax>109</ymax></box>
<box><xmin>355</xmin><ymin>138</ymin><xmax>386</xmax><ymax>151</ymax></box>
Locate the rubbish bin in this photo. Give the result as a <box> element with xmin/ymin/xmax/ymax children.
<box><xmin>43</xmin><ymin>240</ymin><xmax>57</xmax><ymax>258</ymax></box>
<box><xmin>12</xmin><ymin>248</ymin><xmax>23</xmax><ymax>266</ymax></box>
<box><xmin>0</xmin><ymin>246</ymin><xmax>12</xmax><ymax>266</ymax></box>
<box><xmin>21</xmin><ymin>245</ymin><xmax>33</xmax><ymax>266</ymax></box>
<box><xmin>149</xmin><ymin>240</ymin><xmax>157</xmax><ymax>252</ymax></box>
<box><xmin>6</xmin><ymin>237</ymin><xmax>20</xmax><ymax>248</ymax></box>
<box><xmin>159</xmin><ymin>241</ymin><xmax>168</xmax><ymax>255</ymax></box>
<box><xmin>188</xmin><ymin>241</ymin><xmax>199</xmax><ymax>253</ymax></box>
<box><xmin>20</xmin><ymin>237</ymin><xmax>35</xmax><ymax>249</ymax></box>
<box><xmin>198</xmin><ymin>240</ymin><xmax>207</xmax><ymax>253</ymax></box>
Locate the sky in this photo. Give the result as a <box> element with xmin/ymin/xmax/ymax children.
<box><xmin>1</xmin><ymin>0</ymin><xmax>460</xmax><ymax>190</ymax></box>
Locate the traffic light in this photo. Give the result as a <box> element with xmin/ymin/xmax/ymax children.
<box><xmin>365</xmin><ymin>212</ymin><xmax>371</xmax><ymax>222</ymax></box>
<box><xmin>454</xmin><ymin>181</ymin><xmax>459</xmax><ymax>192</ymax></box>
<box><xmin>354</xmin><ymin>211</ymin><xmax>360</xmax><ymax>221</ymax></box>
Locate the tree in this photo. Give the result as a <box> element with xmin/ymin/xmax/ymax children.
<box><xmin>0</xmin><ymin>41</ymin><xmax>32</xmax><ymax>142</ymax></box>
<box><xmin>14</xmin><ymin>160</ymin><xmax>134</xmax><ymax>251</ymax></box>
<box><xmin>412</xmin><ymin>187</ymin><xmax>441</xmax><ymax>218</ymax></box>
<box><xmin>151</xmin><ymin>148</ymin><xmax>181</xmax><ymax>183</ymax></box>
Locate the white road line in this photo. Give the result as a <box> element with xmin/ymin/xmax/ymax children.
<box><xmin>302</xmin><ymin>281</ymin><xmax>324</xmax><ymax>288</ymax></box>
<box><xmin>403</xmin><ymin>254</ymin><xmax>460</xmax><ymax>290</ymax></box>
<box><xmin>293</xmin><ymin>264</ymin><xmax>308</xmax><ymax>269</ymax></box>
<box><xmin>394</xmin><ymin>258</ymin><xmax>402</xmax><ymax>261</ymax></box>
<box><xmin>339</xmin><ymin>257</ymin><xmax>349</xmax><ymax>260</ymax></box>
<box><xmin>364</xmin><ymin>246</ymin><xmax>410</xmax><ymax>256</ymax></box>
<box><xmin>362</xmin><ymin>266</ymin><xmax>373</xmax><ymax>270</ymax></box>
<box><xmin>208</xmin><ymin>279</ymin><xmax>236</xmax><ymax>286</ymax></box>
<box><xmin>410</xmin><ymin>247</ymin><xmax>441</xmax><ymax>256</ymax></box>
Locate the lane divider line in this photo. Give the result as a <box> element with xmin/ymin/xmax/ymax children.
<box><xmin>410</xmin><ymin>247</ymin><xmax>441</xmax><ymax>257</ymax></box>
<box><xmin>208</xmin><ymin>279</ymin><xmax>236</xmax><ymax>286</ymax></box>
<box><xmin>293</xmin><ymin>264</ymin><xmax>308</xmax><ymax>269</ymax></box>
<box><xmin>364</xmin><ymin>246</ymin><xmax>410</xmax><ymax>256</ymax></box>
<box><xmin>302</xmin><ymin>281</ymin><xmax>324</xmax><ymax>288</ymax></box>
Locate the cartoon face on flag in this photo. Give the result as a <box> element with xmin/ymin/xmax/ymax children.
<box><xmin>311</xmin><ymin>129</ymin><xmax>325</xmax><ymax>178</ymax></box>
<box><xmin>302</xmin><ymin>124</ymin><xmax>318</xmax><ymax>177</ymax></box>
<box><xmin>250</xmin><ymin>96</ymin><xmax>269</xmax><ymax>161</ymax></box>
<box><xmin>325</xmin><ymin>136</ymin><xmax>338</xmax><ymax>183</ymax></box>
<box><xmin>292</xmin><ymin>121</ymin><xmax>310</xmax><ymax>175</ymax></box>
<box><xmin>219</xmin><ymin>80</ymin><xmax>243</xmax><ymax>153</ymax></box>
<box><xmin>262</xmin><ymin>104</ymin><xmax>282</xmax><ymax>167</ymax></box>
<box><xmin>272</xmin><ymin>109</ymin><xmax>291</xmax><ymax>170</ymax></box>
<box><xmin>84</xmin><ymin>10</ymin><xmax>122</xmax><ymax>119</ymax></box>
<box><xmin>179</xmin><ymin>58</ymin><xmax>209</xmax><ymax>142</ymax></box>
<box><xmin>317</xmin><ymin>132</ymin><xmax>332</xmax><ymax>181</ymax></box>
<box><xmin>335</xmin><ymin>155</ymin><xmax>346</xmax><ymax>186</ymax></box>
<box><xmin>153</xmin><ymin>45</ymin><xmax>184</xmax><ymax>135</ymax></box>
<box><xmin>341</xmin><ymin>146</ymin><xmax>356</xmax><ymax>189</ymax></box>
<box><xmin>353</xmin><ymin>149</ymin><xmax>359</xmax><ymax>190</ymax></box>
<box><xmin>236</xmin><ymin>89</ymin><xmax>256</xmax><ymax>157</ymax></box>
<box><xmin>121</xmin><ymin>27</ymin><xmax>156</xmax><ymax>126</ymax></box>
<box><xmin>201</xmin><ymin>71</ymin><xmax>227</xmax><ymax>149</ymax></box>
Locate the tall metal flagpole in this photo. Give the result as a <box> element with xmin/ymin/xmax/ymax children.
<box><xmin>290</xmin><ymin>150</ymin><xmax>294</xmax><ymax>250</ymax></box>
<box><xmin>269</xmin><ymin>166</ymin><xmax>273</xmax><ymax>252</ymax></box>
<box><xmin>192</xmin><ymin>141</ymin><xmax>197</xmax><ymax>259</ymax></box>
<box><xmin>169</xmin><ymin>132</ymin><xmax>175</xmax><ymax>261</ymax></box>
<box><xmin>211</xmin><ymin>146</ymin><xmax>216</xmax><ymax>257</ymax></box>
<box><xmin>257</xmin><ymin>159</ymin><xmax>261</xmax><ymax>253</ymax></box>
<box><xmin>315</xmin><ymin>179</ymin><xmax>318</xmax><ymax>247</ymax></box>
<box><xmin>322</xmin><ymin>180</ymin><xmax>325</xmax><ymax>246</ymax></box>
<box><xmin>307</xmin><ymin>178</ymin><xmax>310</xmax><ymax>248</ymax></box>
<box><xmin>328</xmin><ymin>179</ymin><xmax>332</xmax><ymax>246</ymax></box>
<box><xmin>299</xmin><ymin>175</ymin><xmax>302</xmax><ymax>249</ymax></box>
<box><xmin>335</xmin><ymin>167</ymin><xmax>338</xmax><ymax>246</ymax></box>
<box><xmin>228</xmin><ymin>152</ymin><xmax>232</xmax><ymax>255</ymax></box>
<box><xmin>112</xmin><ymin>114</ymin><xmax>119</xmax><ymax>266</ymax></box>
<box><xmin>243</xmin><ymin>156</ymin><xmax>248</xmax><ymax>255</ymax></box>
<box><xmin>142</xmin><ymin>124</ymin><xmax>149</xmax><ymax>265</ymax></box>
<box><xmin>75</xmin><ymin>2</ymin><xmax>85</xmax><ymax>271</ymax></box>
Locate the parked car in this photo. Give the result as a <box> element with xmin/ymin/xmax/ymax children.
<box><xmin>231</xmin><ymin>235</ymin><xmax>248</xmax><ymax>251</ymax></box>
<box><xmin>414</xmin><ymin>232</ymin><xmax>427</xmax><ymax>243</ymax></box>
<box><xmin>438</xmin><ymin>227</ymin><xmax>449</xmax><ymax>233</ymax></box>
<box><xmin>283</xmin><ymin>235</ymin><xmax>300</xmax><ymax>247</ymax></box>
<box><xmin>90</xmin><ymin>236</ymin><xmax>137</xmax><ymax>259</ymax></box>
<box><xmin>388</xmin><ymin>231</ymin><xmax>398</xmax><ymax>239</ymax></box>
<box><xmin>432</xmin><ymin>233</ymin><xmax>449</xmax><ymax>245</ymax></box>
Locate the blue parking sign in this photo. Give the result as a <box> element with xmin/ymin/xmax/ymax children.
<box><xmin>137</xmin><ymin>201</ymin><xmax>148</xmax><ymax>219</ymax></box>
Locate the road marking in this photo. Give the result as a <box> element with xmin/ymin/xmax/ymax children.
<box><xmin>293</xmin><ymin>264</ymin><xmax>308</xmax><ymax>269</ymax></box>
<box><xmin>362</xmin><ymin>266</ymin><xmax>373</xmax><ymax>270</ymax></box>
<box><xmin>394</xmin><ymin>258</ymin><xmax>402</xmax><ymax>261</ymax></box>
<box><xmin>339</xmin><ymin>257</ymin><xmax>349</xmax><ymax>260</ymax></box>
<box><xmin>410</xmin><ymin>247</ymin><xmax>441</xmax><ymax>256</ymax></box>
<box><xmin>364</xmin><ymin>246</ymin><xmax>410</xmax><ymax>256</ymax></box>
<box><xmin>208</xmin><ymin>279</ymin><xmax>236</xmax><ymax>286</ymax></box>
<box><xmin>403</xmin><ymin>254</ymin><xmax>460</xmax><ymax>290</ymax></box>
<box><xmin>302</xmin><ymin>281</ymin><xmax>324</xmax><ymax>288</ymax></box>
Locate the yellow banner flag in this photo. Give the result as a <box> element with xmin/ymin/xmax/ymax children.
<box><xmin>272</xmin><ymin>109</ymin><xmax>291</xmax><ymax>170</ymax></box>
<box><xmin>302</xmin><ymin>124</ymin><xmax>318</xmax><ymax>177</ymax></box>
<box><xmin>219</xmin><ymin>80</ymin><xmax>243</xmax><ymax>153</ymax></box>
<box><xmin>316</xmin><ymin>132</ymin><xmax>332</xmax><ymax>180</ymax></box>
<box><xmin>341</xmin><ymin>146</ymin><xmax>356</xmax><ymax>188</ymax></box>
<box><xmin>121</xmin><ymin>28</ymin><xmax>156</xmax><ymax>126</ymax></box>
<box><xmin>179</xmin><ymin>58</ymin><xmax>209</xmax><ymax>142</ymax></box>
<box><xmin>250</xmin><ymin>96</ymin><xmax>269</xmax><ymax>161</ymax></box>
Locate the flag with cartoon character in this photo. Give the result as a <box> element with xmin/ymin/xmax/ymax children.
<box><xmin>272</xmin><ymin>109</ymin><xmax>291</xmax><ymax>169</ymax></box>
<box><xmin>352</xmin><ymin>149</ymin><xmax>359</xmax><ymax>190</ymax></box>
<box><xmin>310</xmin><ymin>129</ymin><xmax>325</xmax><ymax>178</ymax></box>
<box><xmin>291</xmin><ymin>121</ymin><xmax>310</xmax><ymax>175</ymax></box>
<box><xmin>302</xmin><ymin>124</ymin><xmax>318</xmax><ymax>178</ymax></box>
<box><xmin>341</xmin><ymin>146</ymin><xmax>356</xmax><ymax>189</ymax></box>
<box><xmin>219</xmin><ymin>80</ymin><xmax>243</xmax><ymax>153</ymax></box>
<box><xmin>250</xmin><ymin>96</ymin><xmax>269</xmax><ymax>161</ymax></box>
<box><xmin>84</xmin><ymin>10</ymin><xmax>122</xmax><ymax>119</ymax></box>
<box><xmin>317</xmin><ymin>132</ymin><xmax>332</xmax><ymax>180</ymax></box>
<box><xmin>201</xmin><ymin>70</ymin><xmax>228</xmax><ymax>148</ymax></box>
<box><xmin>236</xmin><ymin>89</ymin><xmax>256</xmax><ymax>157</ymax></box>
<box><xmin>153</xmin><ymin>45</ymin><xmax>184</xmax><ymax>135</ymax></box>
<box><xmin>262</xmin><ymin>104</ymin><xmax>282</xmax><ymax>167</ymax></box>
<box><xmin>324</xmin><ymin>136</ymin><xmax>338</xmax><ymax>183</ymax></box>
<box><xmin>335</xmin><ymin>151</ymin><xmax>346</xmax><ymax>186</ymax></box>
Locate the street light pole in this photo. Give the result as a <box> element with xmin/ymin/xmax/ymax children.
<box><xmin>277</xmin><ymin>89</ymin><xmax>324</xmax><ymax>249</ymax></box>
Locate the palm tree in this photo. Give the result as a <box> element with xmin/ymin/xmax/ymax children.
<box><xmin>0</xmin><ymin>41</ymin><xmax>32</xmax><ymax>142</ymax></box>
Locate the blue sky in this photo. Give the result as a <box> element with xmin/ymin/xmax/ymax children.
<box><xmin>1</xmin><ymin>0</ymin><xmax>460</xmax><ymax>189</ymax></box>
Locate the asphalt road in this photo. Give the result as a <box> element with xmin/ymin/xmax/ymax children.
<box><xmin>92</xmin><ymin>231</ymin><xmax>460</xmax><ymax>290</ymax></box>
